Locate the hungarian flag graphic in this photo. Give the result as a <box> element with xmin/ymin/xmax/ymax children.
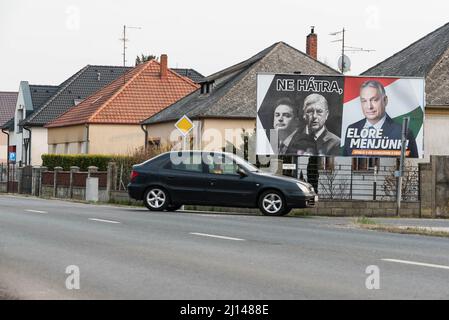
<box><xmin>341</xmin><ymin>77</ymin><xmax>424</xmax><ymax>158</ymax></box>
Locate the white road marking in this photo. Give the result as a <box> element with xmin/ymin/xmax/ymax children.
<box><xmin>189</xmin><ymin>232</ymin><xmax>245</xmax><ymax>241</ymax></box>
<box><xmin>25</xmin><ymin>209</ymin><xmax>48</xmax><ymax>214</ymax></box>
<box><xmin>382</xmin><ymin>259</ymin><xmax>449</xmax><ymax>270</ymax></box>
<box><xmin>88</xmin><ymin>218</ymin><xmax>121</xmax><ymax>224</ymax></box>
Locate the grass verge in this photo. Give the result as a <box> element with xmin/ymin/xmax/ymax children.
<box><xmin>354</xmin><ymin>217</ymin><xmax>449</xmax><ymax>238</ymax></box>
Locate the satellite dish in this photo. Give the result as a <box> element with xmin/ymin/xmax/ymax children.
<box><xmin>338</xmin><ymin>54</ymin><xmax>351</xmax><ymax>72</ymax></box>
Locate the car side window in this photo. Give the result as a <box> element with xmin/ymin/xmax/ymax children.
<box><xmin>169</xmin><ymin>153</ymin><xmax>203</xmax><ymax>173</ymax></box>
<box><xmin>205</xmin><ymin>154</ymin><xmax>238</xmax><ymax>175</ymax></box>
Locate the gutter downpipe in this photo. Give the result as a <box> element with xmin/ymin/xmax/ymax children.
<box><xmin>1</xmin><ymin>128</ymin><xmax>10</xmax><ymax>193</ymax></box>
<box><xmin>85</xmin><ymin>124</ymin><xmax>89</xmax><ymax>154</ymax></box>
<box><xmin>140</xmin><ymin>124</ymin><xmax>148</xmax><ymax>150</ymax></box>
<box><xmin>23</xmin><ymin>126</ymin><xmax>32</xmax><ymax>165</ymax></box>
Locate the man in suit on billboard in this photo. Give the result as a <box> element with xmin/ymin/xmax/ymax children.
<box><xmin>272</xmin><ymin>98</ymin><xmax>300</xmax><ymax>154</ymax></box>
<box><xmin>343</xmin><ymin>80</ymin><xmax>418</xmax><ymax>157</ymax></box>
<box><xmin>287</xmin><ymin>93</ymin><xmax>340</xmax><ymax>156</ymax></box>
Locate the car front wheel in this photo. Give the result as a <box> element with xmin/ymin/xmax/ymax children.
<box><xmin>258</xmin><ymin>190</ymin><xmax>289</xmax><ymax>216</ymax></box>
<box><xmin>144</xmin><ymin>187</ymin><xmax>169</xmax><ymax>211</ymax></box>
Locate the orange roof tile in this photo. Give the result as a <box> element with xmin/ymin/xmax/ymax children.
<box><xmin>45</xmin><ymin>60</ymin><xmax>199</xmax><ymax>128</ymax></box>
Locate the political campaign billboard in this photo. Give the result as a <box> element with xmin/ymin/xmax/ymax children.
<box><xmin>341</xmin><ymin>76</ymin><xmax>424</xmax><ymax>158</ymax></box>
<box><xmin>256</xmin><ymin>73</ymin><xmax>425</xmax><ymax>158</ymax></box>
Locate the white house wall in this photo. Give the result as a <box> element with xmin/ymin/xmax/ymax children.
<box><xmin>11</xmin><ymin>81</ymin><xmax>33</xmax><ymax>165</ymax></box>
<box><xmin>422</xmin><ymin>111</ymin><xmax>449</xmax><ymax>162</ymax></box>
<box><xmin>30</xmin><ymin>127</ymin><xmax>48</xmax><ymax>165</ymax></box>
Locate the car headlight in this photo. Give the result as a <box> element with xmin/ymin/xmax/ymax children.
<box><xmin>296</xmin><ymin>182</ymin><xmax>310</xmax><ymax>193</ymax></box>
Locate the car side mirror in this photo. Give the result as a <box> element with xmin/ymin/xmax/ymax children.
<box><xmin>236</xmin><ymin>166</ymin><xmax>247</xmax><ymax>177</ymax></box>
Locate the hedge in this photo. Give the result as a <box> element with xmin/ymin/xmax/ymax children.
<box><xmin>41</xmin><ymin>154</ymin><xmax>127</xmax><ymax>171</ymax></box>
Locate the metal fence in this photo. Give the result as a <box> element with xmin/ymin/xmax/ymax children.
<box><xmin>0</xmin><ymin>162</ymin><xmax>19</xmax><ymax>193</ymax></box>
<box><xmin>293</xmin><ymin>162</ymin><xmax>419</xmax><ymax>201</ymax></box>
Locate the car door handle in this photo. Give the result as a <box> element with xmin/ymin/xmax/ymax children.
<box><xmin>167</xmin><ymin>176</ymin><xmax>175</xmax><ymax>180</ymax></box>
<box><xmin>209</xmin><ymin>179</ymin><xmax>216</xmax><ymax>186</ymax></box>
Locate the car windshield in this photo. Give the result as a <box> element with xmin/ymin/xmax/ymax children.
<box><xmin>226</xmin><ymin>153</ymin><xmax>259</xmax><ymax>172</ymax></box>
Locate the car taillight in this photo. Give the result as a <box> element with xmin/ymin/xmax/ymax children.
<box><xmin>130</xmin><ymin>170</ymin><xmax>139</xmax><ymax>182</ymax></box>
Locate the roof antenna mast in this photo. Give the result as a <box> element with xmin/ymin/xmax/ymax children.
<box><xmin>330</xmin><ymin>28</ymin><xmax>375</xmax><ymax>74</ymax></box>
<box><xmin>119</xmin><ymin>25</ymin><xmax>142</xmax><ymax>82</ymax></box>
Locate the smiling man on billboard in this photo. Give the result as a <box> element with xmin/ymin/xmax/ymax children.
<box><xmin>342</xmin><ymin>79</ymin><xmax>418</xmax><ymax>157</ymax></box>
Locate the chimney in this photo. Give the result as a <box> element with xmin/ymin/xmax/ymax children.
<box><xmin>160</xmin><ymin>54</ymin><xmax>168</xmax><ymax>80</ymax></box>
<box><xmin>306</xmin><ymin>26</ymin><xmax>317</xmax><ymax>59</ymax></box>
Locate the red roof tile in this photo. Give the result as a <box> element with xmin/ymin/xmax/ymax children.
<box><xmin>45</xmin><ymin>60</ymin><xmax>199</xmax><ymax>128</ymax></box>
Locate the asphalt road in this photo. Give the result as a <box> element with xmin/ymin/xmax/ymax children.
<box><xmin>1</xmin><ymin>195</ymin><xmax>449</xmax><ymax>300</ymax></box>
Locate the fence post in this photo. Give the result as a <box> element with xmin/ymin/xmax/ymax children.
<box><xmin>88</xmin><ymin>166</ymin><xmax>98</xmax><ymax>178</ymax></box>
<box><xmin>17</xmin><ymin>166</ymin><xmax>23</xmax><ymax>194</ymax></box>
<box><xmin>31</xmin><ymin>166</ymin><xmax>39</xmax><ymax>196</ymax></box>
<box><xmin>53</xmin><ymin>167</ymin><xmax>63</xmax><ymax>198</ymax></box>
<box><xmin>69</xmin><ymin>166</ymin><xmax>80</xmax><ymax>199</ymax></box>
<box><xmin>107</xmin><ymin>162</ymin><xmax>116</xmax><ymax>201</ymax></box>
<box><xmin>86</xmin><ymin>166</ymin><xmax>99</xmax><ymax>202</ymax></box>
<box><xmin>39</xmin><ymin>166</ymin><xmax>47</xmax><ymax>197</ymax></box>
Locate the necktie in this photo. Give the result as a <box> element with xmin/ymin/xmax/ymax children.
<box><xmin>279</xmin><ymin>142</ymin><xmax>287</xmax><ymax>154</ymax></box>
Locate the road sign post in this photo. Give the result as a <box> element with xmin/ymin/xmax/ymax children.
<box><xmin>396</xmin><ymin>117</ymin><xmax>410</xmax><ymax>216</ymax></box>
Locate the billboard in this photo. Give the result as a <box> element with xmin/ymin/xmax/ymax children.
<box><xmin>256</xmin><ymin>74</ymin><xmax>425</xmax><ymax>158</ymax></box>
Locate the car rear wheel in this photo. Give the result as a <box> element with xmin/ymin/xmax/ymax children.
<box><xmin>258</xmin><ymin>190</ymin><xmax>289</xmax><ymax>216</ymax></box>
<box><xmin>143</xmin><ymin>187</ymin><xmax>169</xmax><ymax>211</ymax></box>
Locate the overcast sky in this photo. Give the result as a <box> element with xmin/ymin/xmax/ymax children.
<box><xmin>1</xmin><ymin>0</ymin><xmax>447</xmax><ymax>91</ymax></box>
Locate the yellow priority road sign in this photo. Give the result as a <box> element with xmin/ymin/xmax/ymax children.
<box><xmin>175</xmin><ymin>115</ymin><xmax>194</xmax><ymax>136</ymax></box>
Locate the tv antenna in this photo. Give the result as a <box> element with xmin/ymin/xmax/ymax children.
<box><xmin>330</xmin><ymin>28</ymin><xmax>375</xmax><ymax>73</ymax></box>
<box><xmin>119</xmin><ymin>25</ymin><xmax>142</xmax><ymax>67</ymax></box>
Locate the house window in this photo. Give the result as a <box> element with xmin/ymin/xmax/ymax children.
<box><xmin>319</xmin><ymin>157</ymin><xmax>335</xmax><ymax>171</ymax></box>
<box><xmin>148</xmin><ymin>138</ymin><xmax>161</xmax><ymax>147</ymax></box>
<box><xmin>352</xmin><ymin>157</ymin><xmax>380</xmax><ymax>171</ymax></box>
<box><xmin>200</xmin><ymin>82</ymin><xmax>213</xmax><ymax>94</ymax></box>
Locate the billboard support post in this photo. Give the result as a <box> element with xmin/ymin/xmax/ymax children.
<box><xmin>396</xmin><ymin>117</ymin><xmax>410</xmax><ymax>216</ymax></box>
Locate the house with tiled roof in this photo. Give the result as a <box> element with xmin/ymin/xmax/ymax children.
<box><xmin>141</xmin><ymin>37</ymin><xmax>339</xmax><ymax>151</ymax></box>
<box><xmin>2</xmin><ymin>82</ymin><xmax>58</xmax><ymax>165</ymax></box>
<box><xmin>362</xmin><ymin>22</ymin><xmax>449</xmax><ymax>161</ymax></box>
<box><xmin>0</xmin><ymin>91</ymin><xmax>18</xmax><ymax>163</ymax></box>
<box><xmin>45</xmin><ymin>55</ymin><xmax>199</xmax><ymax>155</ymax></box>
<box><xmin>172</xmin><ymin>68</ymin><xmax>204</xmax><ymax>83</ymax></box>
<box><xmin>5</xmin><ymin>65</ymin><xmax>131</xmax><ymax>165</ymax></box>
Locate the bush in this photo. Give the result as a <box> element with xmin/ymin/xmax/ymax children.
<box><xmin>42</xmin><ymin>154</ymin><xmax>115</xmax><ymax>171</ymax></box>
<box><xmin>41</xmin><ymin>144</ymin><xmax>172</xmax><ymax>172</ymax></box>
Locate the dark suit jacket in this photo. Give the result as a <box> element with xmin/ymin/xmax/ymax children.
<box><xmin>343</xmin><ymin>114</ymin><xmax>418</xmax><ymax>158</ymax></box>
<box><xmin>285</xmin><ymin>127</ymin><xmax>340</xmax><ymax>156</ymax></box>
<box><xmin>285</xmin><ymin>130</ymin><xmax>316</xmax><ymax>155</ymax></box>
<box><xmin>315</xmin><ymin>128</ymin><xmax>341</xmax><ymax>156</ymax></box>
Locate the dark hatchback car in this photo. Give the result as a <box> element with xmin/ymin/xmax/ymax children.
<box><xmin>128</xmin><ymin>151</ymin><xmax>317</xmax><ymax>216</ymax></box>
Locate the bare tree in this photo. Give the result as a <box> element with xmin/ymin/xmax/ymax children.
<box><xmin>382</xmin><ymin>160</ymin><xmax>419</xmax><ymax>201</ymax></box>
